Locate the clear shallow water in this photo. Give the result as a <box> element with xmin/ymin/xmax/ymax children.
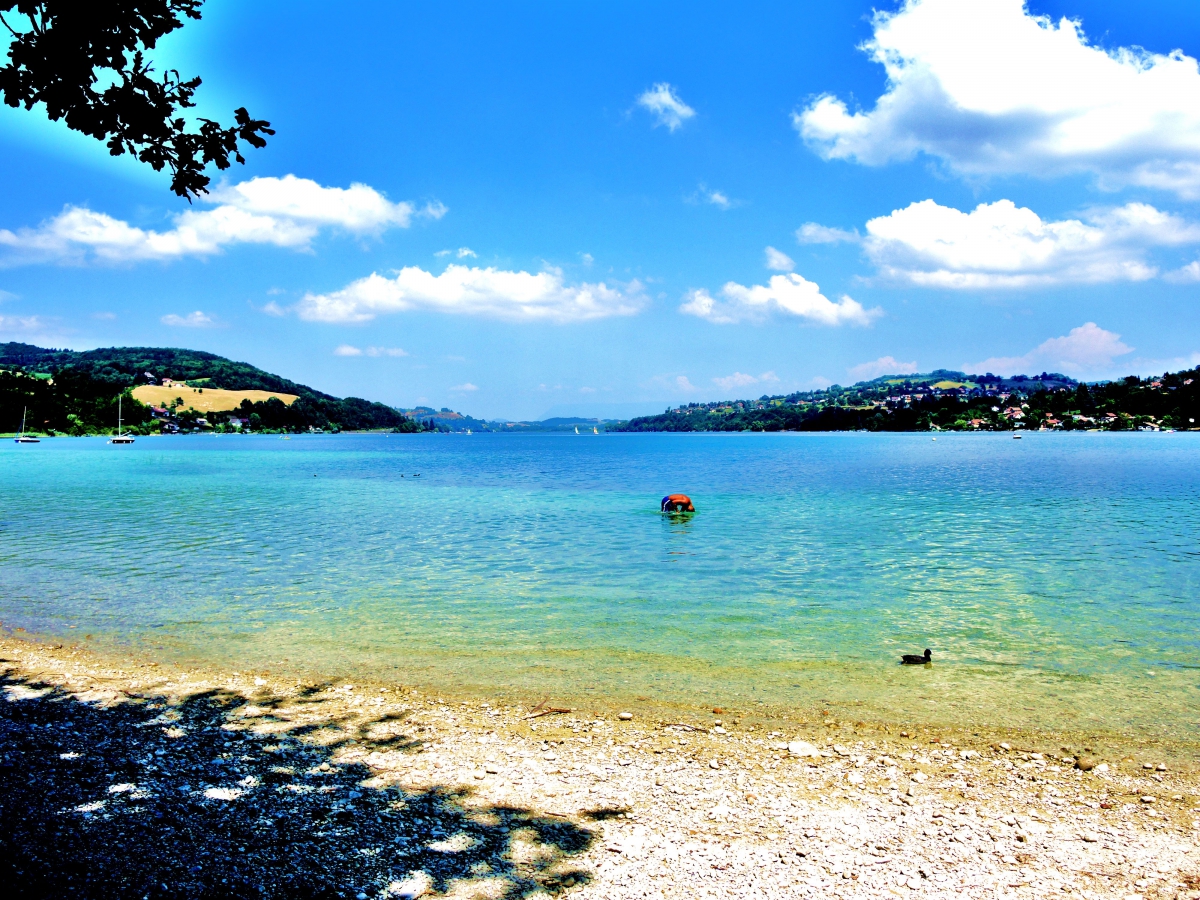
<box><xmin>1</xmin><ymin>432</ymin><xmax>1198</xmax><ymax>739</ymax></box>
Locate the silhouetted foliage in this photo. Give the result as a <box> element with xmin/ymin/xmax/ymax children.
<box><xmin>0</xmin><ymin>1</ymin><xmax>272</xmax><ymax>199</ymax></box>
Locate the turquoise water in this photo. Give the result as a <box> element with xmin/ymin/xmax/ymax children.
<box><xmin>2</xmin><ymin>432</ymin><xmax>1198</xmax><ymax>738</ymax></box>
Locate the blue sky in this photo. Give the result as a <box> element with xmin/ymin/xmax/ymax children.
<box><xmin>3</xmin><ymin>0</ymin><xmax>1200</xmax><ymax>419</ymax></box>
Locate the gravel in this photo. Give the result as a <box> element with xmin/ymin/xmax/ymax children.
<box><xmin>2</xmin><ymin>636</ymin><xmax>1199</xmax><ymax>899</ymax></box>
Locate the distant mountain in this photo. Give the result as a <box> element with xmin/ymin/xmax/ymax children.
<box><xmin>0</xmin><ymin>343</ymin><xmax>427</xmax><ymax>436</ymax></box>
<box><xmin>612</xmin><ymin>367</ymin><xmax>1198</xmax><ymax>433</ymax></box>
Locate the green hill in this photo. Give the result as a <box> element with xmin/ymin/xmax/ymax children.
<box><xmin>0</xmin><ymin>343</ymin><xmax>427</xmax><ymax>436</ymax></box>
<box><xmin>612</xmin><ymin>367</ymin><xmax>1198</xmax><ymax>433</ymax></box>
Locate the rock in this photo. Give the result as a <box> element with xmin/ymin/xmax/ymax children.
<box><xmin>787</xmin><ymin>740</ymin><xmax>821</xmax><ymax>758</ymax></box>
<box><xmin>387</xmin><ymin>873</ymin><xmax>431</xmax><ymax>899</ymax></box>
<box><xmin>999</xmin><ymin>742</ymin><xmax>1012</xmax><ymax>751</ymax></box>
<box><xmin>618</xmin><ymin>712</ymin><xmax>633</xmax><ymax>721</ymax></box>
<box><xmin>833</xmin><ymin>744</ymin><xmax>849</xmax><ymax>756</ymax></box>
<box><xmin>1140</xmin><ymin>796</ymin><xmax>1156</xmax><ymax>803</ymax></box>
<box><xmin>1081</xmin><ymin>832</ymin><xmax>1099</xmax><ymax>842</ymax></box>
<box><xmin>1075</xmin><ymin>756</ymin><xmax>1097</xmax><ymax>771</ymax></box>
<box><xmin>1094</xmin><ymin>762</ymin><xmax>1109</xmax><ymax>773</ymax></box>
<box><xmin>911</xmin><ymin>771</ymin><xmax>928</xmax><ymax>784</ymax></box>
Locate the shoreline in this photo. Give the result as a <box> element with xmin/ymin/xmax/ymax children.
<box><xmin>3</xmin><ymin>634</ymin><xmax>1198</xmax><ymax>898</ymax></box>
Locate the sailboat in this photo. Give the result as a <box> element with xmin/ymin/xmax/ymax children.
<box><xmin>14</xmin><ymin>407</ymin><xmax>39</xmax><ymax>443</ymax></box>
<box><xmin>575</xmin><ymin>426</ymin><xmax>579</xmax><ymax>434</ymax></box>
<box><xmin>108</xmin><ymin>395</ymin><xmax>135</xmax><ymax>444</ymax></box>
<box><xmin>593</xmin><ymin>426</ymin><xmax>599</xmax><ymax>435</ymax></box>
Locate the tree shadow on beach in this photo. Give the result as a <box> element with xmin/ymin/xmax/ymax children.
<box><xmin>0</xmin><ymin>659</ymin><xmax>596</xmax><ymax>900</ymax></box>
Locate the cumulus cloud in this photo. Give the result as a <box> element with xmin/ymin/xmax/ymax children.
<box><xmin>0</xmin><ymin>175</ymin><xmax>439</xmax><ymax>265</ymax></box>
<box><xmin>679</xmin><ymin>273</ymin><xmax>880</xmax><ymax>326</ymax></box>
<box><xmin>637</xmin><ymin>83</ymin><xmax>696</xmax><ymax>132</ymax></box>
<box><xmin>797</xmin><ymin>223</ymin><xmax>859</xmax><ymax>245</ymax></box>
<box><xmin>712</xmin><ymin>370</ymin><xmax>780</xmax><ymax>392</ymax></box>
<box><xmin>456</xmin><ymin>247</ymin><xmax>476</xmax><ymax>258</ymax></box>
<box><xmin>861</xmin><ymin>199</ymin><xmax>1200</xmax><ymax>287</ymax></box>
<box><xmin>795</xmin><ymin>0</ymin><xmax>1200</xmax><ymax>196</ymax></box>
<box><xmin>334</xmin><ymin>344</ymin><xmax>363</xmax><ymax>356</ymax></box>
<box><xmin>1164</xmin><ymin>261</ymin><xmax>1200</xmax><ymax>284</ymax></box>
<box><xmin>161</xmin><ymin>311</ymin><xmax>214</xmax><ymax>328</ymax></box>
<box><xmin>971</xmin><ymin>322</ymin><xmax>1132</xmax><ymax>376</ymax></box>
<box><xmin>764</xmin><ymin>246</ymin><xmax>795</xmax><ymax>271</ymax></box>
<box><xmin>296</xmin><ymin>265</ymin><xmax>644</xmax><ymax>324</ymax></box>
<box><xmin>848</xmin><ymin>356</ymin><xmax>918</xmax><ymax>381</ymax></box>
<box><xmin>675</xmin><ymin>375</ymin><xmax>698</xmax><ymax>392</ymax></box>
<box><xmin>450</xmin><ymin>382</ymin><xmax>478</xmax><ymax>392</ymax></box>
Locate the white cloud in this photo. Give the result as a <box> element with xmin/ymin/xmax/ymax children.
<box><xmin>675</xmin><ymin>375</ymin><xmax>698</xmax><ymax>392</ymax></box>
<box><xmin>451</xmin><ymin>382</ymin><xmax>478</xmax><ymax>392</ymax></box>
<box><xmin>809</xmin><ymin>375</ymin><xmax>834</xmax><ymax>389</ymax></box>
<box><xmin>0</xmin><ymin>175</ymin><xmax>439</xmax><ymax>265</ymax></box>
<box><xmin>580</xmin><ymin>253</ymin><xmax>594</xmax><ymax>266</ymax></box>
<box><xmin>91</xmin><ymin>311</ymin><xmax>117</xmax><ymax>321</ymax></box>
<box><xmin>1165</xmin><ymin>261</ymin><xmax>1200</xmax><ymax>283</ymax></box>
<box><xmin>434</xmin><ymin>249</ymin><xmax>451</xmax><ymax>258</ymax></box>
<box><xmin>764</xmin><ymin>246</ymin><xmax>795</xmax><ymax>271</ymax></box>
<box><xmin>334</xmin><ymin>344</ymin><xmax>363</xmax><ymax>356</ymax></box>
<box><xmin>161</xmin><ymin>311</ymin><xmax>214</xmax><ymax>328</ymax></box>
<box><xmin>456</xmin><ymin>247</ymin><xmax>476</xmax><ymax>258</ymax></box>
<box><xmin>862</xmin><ymin>199</ymin><xmax>1200</xmax><ymax>287</ymax></box>
<box><xmin>797</xmin><ymin>223</ymin><xmax>859</xmax><ymax>245</ymax></box>
<box><xmin>795</xmin><ymin>0</ymin><xmax>1200</xmax><ymax>197</ymax></box>
<box><xmin>971</xmin><ymin>322</ymin><xmax>1132</xmax><ymax>376</ymax></box>
<box><xmin>366</xmin><ymin>346</ymin><xmax>407</xmax><ymax>357</ymax></box>
<box><xmin>680</xmin><ymin>273</ymin><xmax>880</xmax><ymax>326</ymax></box>
<box><xmin>296</xmin><ymin>264</ymin><xmax>645</xmax><ymax>324</ymax></box>
<box><xmin>712</xmin><ymin>370</ymin><xmax>780</xmax><ymax>392</ymax></box>
<box><xmin>848</xmin><ymin>356</ymin><xmax>918</xmax><ymax>381</ymax></box>
<box><xmin>0</xmin><ymin>313</ymin><xmax>46</xmax><ymax>334</ymax></box>
<box><xmin>705</xmin><ymin>189</ymin><xmax>731</xmax><ymax>209</ymax></box>
<box><xmin>262</xmin><ymin>301</ymin><xmax>287</xmax><ymax>316</ymax></box>
<box><xmin>579</xmin><ymin>386</ymin><xmax>597</xmax><ymax>394</ymax></box>
<box><xmin>637</xmin><ymin>83</ymin><xmax>696</xmax><ymax>132</ymax></box>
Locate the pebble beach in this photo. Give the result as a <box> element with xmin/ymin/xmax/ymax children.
<box><xmin>2</xmin><ymin>634</ymin><xmax>1198</xmax><ymax>900</ymax></box>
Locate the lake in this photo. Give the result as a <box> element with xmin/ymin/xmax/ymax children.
<box><xmin>2</xmin><ymin>432</ymin><xmax>1198</xmax><ymax>741</ymax></box>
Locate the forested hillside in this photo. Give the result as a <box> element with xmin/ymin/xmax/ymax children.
<box><xmin>613</xmin><ymin>369</ymin><xmax>1199</xmax><ymax>433</ymax></box>
<box><xmin>0</xmin><ymin>343</ymin><xmax>427</xmax><ymax>436</ymax></box>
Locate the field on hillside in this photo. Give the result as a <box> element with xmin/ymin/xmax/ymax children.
<box><xmin>131</xmin><ymin>385</ymin><xmax>298</xmax><ymax>413</ymax></box>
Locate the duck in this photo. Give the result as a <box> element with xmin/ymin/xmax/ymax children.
<box><xmin>901</xmin><ymin>648</ymin><xmax>932</xmax><ymax>665</ymax></box>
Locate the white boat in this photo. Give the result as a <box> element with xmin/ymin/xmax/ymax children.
<box><xmin>575</xmin><ymin>426</ymin><xmax>579</xmax><ymax>434</ymax></box>
<box><xmin>593</xmin><ymin>426</ymin><xmax>598</xmax><ymax>435</ymax></box>
<box><xmin>1013</xmin><ymin>433</ymin><xmax>1022</xmax><ymax>439</ymax></box>
<box><xmin>108</xmin><ymin>395</ymin><xmax>135</xmax><ymax>444</ymax></box>
<box><xmin>14</xmin><ymin>407</ymin><xmax>39</xmax><ymax>443</ymax></box>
